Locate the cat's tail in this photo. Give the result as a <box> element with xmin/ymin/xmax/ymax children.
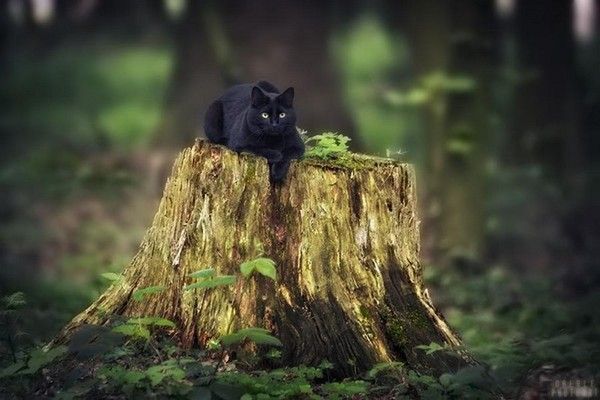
<box><xmin>203</xmin><ymin>100</ymin><xmax>227</xmax><ymax>145</ymax></box>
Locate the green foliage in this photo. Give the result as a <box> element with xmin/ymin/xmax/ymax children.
<box><xmin>0</xmin><ymin>346</ymin><xmax>67</xmax><ymax>378</ymax></box>
<box><xmin>321</xmin><ymin>380</ymin><xmax>368</xmax><ymax>399</ymax></box>
<box><xmin>415</xmin><ymin>342</ymin><xmax>447</xmax><ymax>355</ymax></box>
<box><xmin>304</xmin><ymin>133</ymin><xmax>351</xmax><ymax>160</ymax></box>
<box><xmin>127</xmin><ymin>317</ymin><xmax>176</xmax><ymax>328</ymax></box>
<box><xmin>185</xmin><ymin>275</ymin><xmax>236</xmax><ymax>291</ymax></box>
<box><xmin>100</xmin><ymin>272</ymin><xmax>122</xmax><ymax>282</ymax></box>
<box><xmin>220</xmin><ymin>328</ymin><xmax>283</xmax><ymax>347</ymax></box>
<box><xmin>145</xmin><ymin>360</ymin><xmax>187</xmax><ymax>387</ymax></box>
<box><xmin>132</xmin><ymin>285</ymin><xmax>165</xmax><ymax>302</ymax></box>
<box><xmin>0</xmin><ymin>45</ymin><xmax>171</xmax><ymax>149</ymax></box>
<box><xmin>240</xmin><ymin>258</ymin><xmax>277</xmax><ymax>281</ymax></box>
<box><xmin>407</xmin><ymin>366</ymin><xmax>495</xmax><ymax>400</ymax></box>
<box><xmin>385</xmin><ymin>72</ymin><xmax>476</xmax><ymax>109</ymax></box>
<box><xmin>1</xmin><ymin>292</ymin><xmax>27</xmax><ymax>310</ymax></box>
<box><xmin>332</xmin><ymin>15</ymin><xmax>420</xmax><ymax>155</ymax></box>
<box><xmin>112</xmin><ymin>323</ymin><xmax>151</xmax><ymax>340</ymax></box>
<box><xmin>189</xmin><ymin>268</ymin><xmax>216</xmax><ymax>279</ymax></box>
<box><xmin>112</xmin><ymin>316</ymin><xmax>176</xmax><ymax>341</ymax></box>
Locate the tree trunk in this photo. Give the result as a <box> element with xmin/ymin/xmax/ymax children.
<box><xmin>55</xmin><ymin>140</ymin><xmax>468</xmax><ymax>377</ymax></box>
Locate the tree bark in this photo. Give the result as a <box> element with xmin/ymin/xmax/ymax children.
<box><xmin>56</xmin><ymin>140</ymin><xmax>468</xmax><ymax>377</ymax></box>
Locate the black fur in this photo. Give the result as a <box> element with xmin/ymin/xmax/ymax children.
<box><xmin>204</xmin><ymin>81</ymin><xmax>305</xmax><ymax>182</ymax></box>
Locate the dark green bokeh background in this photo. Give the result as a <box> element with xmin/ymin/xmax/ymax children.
<box><xmin>0</xmin><ymin>0</ymin><xmax>599</xmax><ymax>392</ymax></box>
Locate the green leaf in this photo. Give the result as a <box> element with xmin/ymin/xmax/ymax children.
<box><xmin>189</xmin><ymin>268</ymin><xmax>216</xmax><ymax>279</ymax></box>
<box><xmin>185</xmin><ymin>275</ymin><xmax>236</xmax><ymax>291</ymax></box>
<box><xmin>145</xmin><ymin>362</ymin><xmax>185</xmax><ymax>386</ymax></box>
<box><xmin>240</xmin><ymin>258</ymin><xmax>276</xmax><ymax>281</ymax></box>
<box><xmin>127</xmin><ymin>317</ymin><xmax>176</xmax><ymax>328</ymax></box>
<box><xmin>17</xmin><ymin>346</ymin><xmax>68</xmax><ymax>375</ymax></box>
<box><xmin>2</xmin><ymin>292</ymin><xmax>26</xmax><ymax>309</ymax></box>
<box><xmin>220</xmin><ymin>327</ymin><xmax>282</xmax><ymax>347</ymax></box>
<box><xmin>112</xmin><ymin>323</ymin><xmax>150</xmax><ymax>340</ymax></box>
<box><xmin>236</xmin><ymin>327</ymin><xmax>271</xmax><ymax>335</ymax></box>
<box><xmin>415</xmin><ymin>342</ymin><xmax>445</xmax><ymax>355</ymax></box>
<box><xmin>132</xmin><ymin>285</ymin><xmax>165</xmax><ymax>302</ymax></box>
<box><xmin>219</xmin><ymin>332</ymin><xmax>244</xmax><ymax>347</ymax></box>
<box><xmin>100</xmin><ymin>272</ymin><xmax>122</xmax><ymax>282</ymax></box>
<box><xmin>0</xmin><ymin>360</ymin><xmax>26</xmax><ymax>378</ymax></box>
<box><xmin>304</xmin><ymin>133</ymin><xmax>351</xmax><ymax>160</ymax></box>
<box><xmin>246</xmin><ymin>333</ymin><xmax>283</xmax><ymax>347</ymax></box>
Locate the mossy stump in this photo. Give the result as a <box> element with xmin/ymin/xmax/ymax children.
<box><xmin>56</xmin><ymin>140</ymin><xmax>469</xmax><ymax>376</ymax></box>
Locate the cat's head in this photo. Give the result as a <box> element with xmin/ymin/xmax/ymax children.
<box><xmin>247</xmin><ymin>85</ymin><xmax>296</xmax><ymax>136</ymax></box>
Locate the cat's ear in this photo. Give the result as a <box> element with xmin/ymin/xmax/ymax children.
<box><xmin>251</xmin><ymin>86</ymin><xmax>269</xmax><ymax>107</ymax></box>
<box><xmin>277</xmin><ymin>87</ymin><xmax>294</xmax><ymax>108</ymax></box>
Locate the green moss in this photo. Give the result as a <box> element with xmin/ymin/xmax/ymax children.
<box><xmin>386</xmin><ymin>318</ymin><xmax>408</xmax><ymax>347</ymax></box>
<box><xmin>380</xmin><ymin>305</ymin><xmax>433</xmax><ymax>348</ymax></box>
<box><xmin>359</xmin><ymin>305</ymin><xmax>372</xmax><ymax>319</ymax></box>
<box><xmin>302</xmin><ymin>152</ymin><xmax>397</xmax><ymax>170</ymax></box>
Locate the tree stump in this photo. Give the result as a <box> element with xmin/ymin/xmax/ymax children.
<box><xmin>56</xmin><ymin>140</ymin><xmax>468</xmax><ymax>377</ymax></box>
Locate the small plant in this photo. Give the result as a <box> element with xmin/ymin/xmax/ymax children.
<box><xmin>240</xmin><ymin>258</ymin><xmax>277</xmax><ymax>281</ymax></box>
<box><xmin>0</xmin><ymin>292</ymin><xmax>28</xmax><ymax>362</ymax></box>
<box><xmin>304</xmin><ymin>132</ymin><xmax>351</xmax><ymax>160</ymax></box>
<box><xmin>112</xmin><ymin>316</ymin><xmax>176</xmax><ymax>341</ymax></box>
<box><xmin>0</xmin><ymin>345</ymin><xmax>67</xmax><ymax>379</ymax></box>
<box><xmin>100</xmin><ymin>272</ymin><xmax>123</xmax><ymax>282</ymax></box>
<box><xmin>185</xmin><ymin>268</ymin><xmax>236</xmax><ymax>291</ymax></box>
<box><xmin>220</xmin><ymin>327</ymin><xmax>283</xmax><ymax>348</ymax></box>
<box><xmin>132</xmin><ymin>285</ymin><xmax>165</xmax><ymax>302</ymax></box>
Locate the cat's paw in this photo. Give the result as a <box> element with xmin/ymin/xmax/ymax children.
<box><xmin>265</xmin><ymin>150</ymin><xmax>283</xmax><ymax>162</ymax></box>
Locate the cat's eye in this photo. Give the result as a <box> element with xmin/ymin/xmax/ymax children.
<box><xmin>279</xmin><ymin>112</ymin><xmax>286</xmax><ymax>118</ymax></box>
<box><xmin>261</xmin><ymin>112</ymin><xmax>269</xmax><ymax>119</ymax></box>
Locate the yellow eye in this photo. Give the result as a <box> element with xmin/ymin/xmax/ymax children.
<box><xmin>261</xmin><ymin>112</ymin><xmax>269</xmax><ymax>119</ymax></box>
<box><xmin>279</xmin><ymin>112</ymin><xmax>286</xmax><ymax>118</ymax></box>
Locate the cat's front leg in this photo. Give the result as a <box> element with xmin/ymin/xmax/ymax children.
<box><xmin>284</xmin><ymin>133</ymin><xmax>306</xmax><ymax>160</ymax></box>
<box><xmin>249</xmin><ymin>147</ymin><xmax>283</xmax><ymax>163</ymax></box>
<box><xmin>231</xmin><ymin>145</ymin><xmax>282</xmax><ymax>163</ymax></box>
<box><xmin>270</xmin><ymin>160</ymin><xmax>291</xmax><ymax>184</ymax></box>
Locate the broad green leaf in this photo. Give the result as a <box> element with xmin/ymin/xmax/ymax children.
<box><xmin>132</xmin><ymin>285</ymin><xmax>165</xmax><ymax>302</ymax></box>
<box><xmin>220</xmin><ymin>327</ymin><xmax>282</xmax><ymax>347</ymax></box>
<box><xmin>185</xmin><ymin>275</ymin><xmax>236</xmax><ymax>291</ymax></box>
<box><xmin>265</xmin><ymin>349</ymin><xmax>282</xmax><ymax>359</ymax></box>
<box><xmin>146</xmin><ymin>363</ymin><xmax>185</xmax><ymax>386</ymax></box>
<box><xmin>415</xmin><ymin>342</ymin><xmax>445</xmax><ymax>355</ymax></box>
<box><xmin>189</xmin><ymin>268</ymin><xmax>216</xmax><ymax>279</ymax></box>
<box><xmin>100</xmin><ymin>272</ymin><xmax>122</xmax><ymax>282</ymax></box>
<box><xmin>127</xmin><ymin>317</ymin><xmax>176</xmax><ymax>328</ymax></box>
<box><xmin>240</xmin><ymin>258</ymin><xmax>276</xmax><ymax>281</ymax></box>
<box><xmin>112</xmin><ymin>323</ymin><xmax>150</xmax><ymax>340</ymax></box>
<box><xmin>219</xmin><ymin>332</ymin><xmax>244</xmax><ymax>347</ymax></box>
<box><xmin>246</xmin><ymin>333</ymin><xmax>282</xmax><ymax>347</ymax></box>
<box><xmin>236</xmin><ymin>327</ymin><xmax>270</xmax><ymax>335</ymax></box>
<box><xmin>17</xmin><ymin>346</ymin><xmax>68</xmax><ymax>375</ymax></box>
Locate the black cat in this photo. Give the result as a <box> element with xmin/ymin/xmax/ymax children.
<box><xmin>204</xmin><ymin>80</ymin><xmax>305</xmax><ymax>183</ymax></box>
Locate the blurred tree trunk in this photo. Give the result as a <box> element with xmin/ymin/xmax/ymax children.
<box><xmin>513</xmin><ymin>1</ymin><xmax>582</xmax><ymax>185</ymax></box>
<box><xmin>387</xmin><ymin>0</ymin><xmax>452</xmax><ymax>263</ymax></box>
<box><xmin>153</xmin><ymin>0</ymin><xmax>224</xmax><ymax>148</ymax></box>
<box><xmin>56</xmin><ymin>140</ymin><xmax>470</xmax><ymax>377</ymax></box>
<box><xmin>388</xmin><ymin>0</ymin><xmax>495</xmax><ymax>265</ymax></box>
<box><xmin>154</xmin><ymin>0</ymin><xmax>359</xmax><ymax>149</ymax></box>
<box><xmin>440</xmin><ymin>0</ymin><xmax>496</xmax><ymax>262</ymax></box>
